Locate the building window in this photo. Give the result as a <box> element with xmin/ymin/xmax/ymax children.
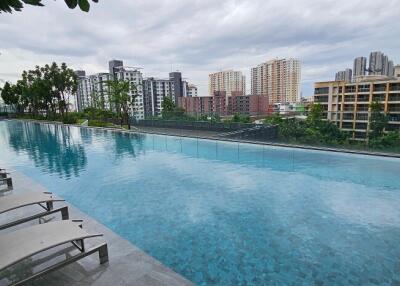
<box><xmin>342</xmin><ymin>122</ymin><xmax>354</xmax><ymax>129</ymax></box>
<box><xmin>389</xmin><ymin>83</ymin><xmax>400</xmax><ymax>91</ymax></box>
<box><xmin>357</xmin><ymin>95</ymin><xmax>369</xmax><ymax>102</ymax></box>
<box><xmin>389</xmin><ymin>94</ymin><xmax>400</xmax><ymax>102</ymax></box>
<box><xmin>358</xmin><ymin>85</ymin><xmax>370</xmax><ymax>92</ymax></box>
<box><xmin>372</xmin><ymin>94</ymin><xmax>386</xmax><ymax>102</ymax></box>
<box><xmin>344</xmin><ymin>95</ymin><xmax>355</xmax><ymax>102</ymax></box>
<box><xmin>315</xmin><ymin>87</ymin><xmax>329</xmax><ymax>95</ymax></box>
<box><xmin>374</xmin><ymin>84</ymin><xmax>386</xmax><ymax>92</ymax></box>
<box><xmin>355</xmin><ymin>123</ymin><xmax>368</xmax><ymax>130</ymax></box>
<box><xmin>345</xmin><ymin>86</ymin><xmax>356</xmax><ymax>93</ymax></box>
<box><xmin>356</xmin><ymin>113</ymin><xmax>369</xmax><ymax>121</ymax></box>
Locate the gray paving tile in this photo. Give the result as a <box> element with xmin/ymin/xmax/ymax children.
<box><xmin>0</xmin><ymin>167</ymin><xmax>195</xmax><ymax>286</ymax></box>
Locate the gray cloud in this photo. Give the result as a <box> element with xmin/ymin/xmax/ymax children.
<box><xmin>0</xmin><ymin>0</ymin><xmax>399</xmax><ymax>96</ymax></box>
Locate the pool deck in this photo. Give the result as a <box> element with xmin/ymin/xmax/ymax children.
<box><xmin>0</xmin><ymin>167</ymin><xmax>194</xmax><ymax>286</ymax></box>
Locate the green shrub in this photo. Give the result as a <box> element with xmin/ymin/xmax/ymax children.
<box><xmin>88</xmin><ymin>120</ymin><xmax>108</xmax><ymax>127</ymax></box>
<box><xmin>62</xmin><ymin>115</ymin><xmax>78</xmax><ymax>124</ymax></box>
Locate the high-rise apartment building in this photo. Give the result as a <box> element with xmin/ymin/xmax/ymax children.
<box><xmin>114</xmin><ymin>67</ymin><xmax>145</xmax><ymax>120</ymax></box>
<box><xmin>109</xmin><ymin>59</ymin><xmax>124</xmax><ymax>78</ymax></box>
<box><xmin>387</xmin><ymin>60</ymin><xmax>394</xmax><ymax>77</ymax></box>
<box><xmin>208</xmin><ymin>70</ymin><xmax>246</xmax><ymax>98</ymax></box>
<box><xmin>75</xmin><ymin>61</ymin><xmax>145</xmax><ymax>120</ymax></box>
<box><xmin>75</xmin><ymin>72</ymin><xmax>112</xmax><ymax>112</ymax></box>
<box><xmin>142</xmin><ymin>75</ymin><xmax>197</xmax><ymax>118</ymax></box>
<box><xmin>369</xmin><ymin>52</ymin><xmax>386</xmax><ymax>75</ymax></box>
<box><xmin>335</xmin><ymin>69</ymin><xmax>352</xmax><ymax>82</ymax></box>
<box><xmin>251</xmin><ymin>58</ymin><xmax>301</xmax><ymax>104</ymax></box>
<box><xmin>353</xmin><ymin>57</ymin><xmax>367</xmax><ymax>77</ymax></box>
<box><xmin>143</xmin><ymin>77</ymin><xmax>175</xmax><ymax>118</ymax></box>
<box><xmin>368</xmin><ymin>51</ymin><xmax>394</xmax><ymax>76</ymax></box>
<box><xmin>169</xmin><ymin>72</ymin><xmax>184</xmax><ymax>103</ymax></box>
<box><xmin>395</xmin><ymin>65</ymin><xmax>400</xmax><ymax>78</ymax></box>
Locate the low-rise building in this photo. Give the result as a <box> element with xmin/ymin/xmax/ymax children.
<box><xmin>178</xmin><ymin>91</ymin><xmax>228</xmax><ymax>116</ymax></box>
<box><xmin>314</xmin><ymin>77</ymin><xmax>400</xmax><ymax>140</ymax></box>
<box><xmin>178</xmin><ymin>92</ymin><xmax>270</xmax><ymax>117</ymax></box>
<box><xmin>228</xmin><ymin>93</ymin><xmax>269</xmax><ymax>116</ymax></box>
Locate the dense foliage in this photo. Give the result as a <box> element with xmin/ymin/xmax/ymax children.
<box><xmin>161</xmin><ymin>97</ymin><xmax>187</xmax><ymax>120</ymax></box>
<box><xmin>264</xmin><ymin>104</ymin><xmax>348</xmax><ymax>146</ymax></box>
<box><xmin>0</xmin><ymin>0</ymin><xmax>98</xmax><ymax>13</ymax></box>
<box><xmin>106</xmin><ymin>79</ymin><xmax>138</xmax><ymax>129</ymax></box>
<box><xmin>0</xmin><ymin>62</ymin><xmax>78</xmax><ymax>121</ymax></box>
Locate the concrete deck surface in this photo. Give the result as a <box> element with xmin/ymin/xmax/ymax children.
<box><xmin>0</xmin><ymin>167</ymin><xmax>194</xmax><ymax>286</ymax></box>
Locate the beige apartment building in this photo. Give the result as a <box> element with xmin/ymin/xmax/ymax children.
<box><xmin>208</xmin><ymin>70</ymin><xmax>246</xmax><ymax>98</ymax></box>
<box><xmin>314</xmin><ymin>76</ymin><xmax>400</xmax><ymax>140</ymax></box>
<box><xmin>251</xmin><ymin>58</ymin><xmax>301</xmax><ymax>104</ymax></box>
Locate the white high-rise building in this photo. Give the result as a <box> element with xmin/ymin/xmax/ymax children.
<box><xmin>335</xmin><ymin>68</ymin><xmax>352</xmax><ymax>82</ymax></box>
<box><xmin>208</xmin><ymin>70</ymin><xmax>246</xmax><ymax>97</ymax></box>
<box><xmin>251</xmin><ymin>58</ymin><xmax>301</xmax><ymax>104</ymax></box>
<box><xmin>143</xmin><ymin>77</ymin><xmax>175</xmax><ymax>118</ymax></box>
<box><xmin>353</xmin><ymin>57</ymin><xmax>367</xmax><ymax>77</ymax></box>
<box><xmin>187</xmin><ymin>84</ymin><xmax>198</xmax><ymax>97</ymax></box>
<box><xmin>75</xmin><ymin>65</ymin><xmax>145</xmax><ymax>120</ymax></box>
<box><xmin>76</xmin><ymin>72</ymin><xmax>112</xmax><ymax>111</ymax></box>
<box><xmin>114</xmin><ymin>67</ymin><xmax>145</xmax><ymax>120</ymax></box>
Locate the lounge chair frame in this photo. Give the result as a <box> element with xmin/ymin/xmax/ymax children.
<box><xmin>0</xmin><ymin>192</ymin><xmax>69</xmax><ymax>231</ymax></box>
<box><xmin>0</xmin><ymin>221</ymin><xmax>109</xmax><ymax>286</ymax></box>
<box><xmin>0</xmin><ymin>177</ymin><xmax>13</xmax><ymax>191</ymax></box>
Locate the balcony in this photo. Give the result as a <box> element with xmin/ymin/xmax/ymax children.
<box><xmin>374</xmin><ymin>84</ymin><xmax>387</xmax><ymax>92</ymax></box>
<box><xmin>342</xmin><ymin>113</ymin><xmax>354</xmax><ymax>120</ymax></box>
<box><xmin>358</xmin><ymin>85</ymin><xmax>370</xmax><ymax>93</ymax></box>
<box><xmin>314</xmin><ymin>87</ymin><xmax>329</xmax><ymax>95</ymax></box>
<box><xmin>357</xmin><ymin>95</ymin><xmax>370</xmax><ymax>102</ymax></box>
<box><xmin>388</xmin><ymin>114</ymin><xmax>400</xmax><ymax>122</ymax></box>
<box><xmin>355</xmin><ymin>123</ymin><xmax>368</xmax><ymax>130</ymax></box>
<box><xmin>343</xmin><ymin>104</ymin><xmax>355</xmax><ymax>111</ymax></box>
<box><xmin>344</xmin><ymin>95</ymin><xmax>355</xmax><ymax>102</ymax></box>
<box><xmin>345</xmin><ymin>86</ymin><xmax>356</xmax><ymax>93</ymax></box>
<box><xmin>372</xmin><ymin>94</ymin><xmax>386</xmax><ymax>102</ymax></box>
<box><xmin>388</xmin><ymin>94</ymin><xmax>400</xmax><ymax>102</ymax></box>
<box><xmin>389</xmin><ymin>83</ymin><xmax>400</xmax><ymax>91</ymax></box>
<box><xmin>314</xmin><ymin>96</ymin><xmax>328</xmax><ymax>103</ymax></box>
<box><xmin>356</xmin><ymin>113</ymin><xmax>369</xmax><ymax>121</ymax></box>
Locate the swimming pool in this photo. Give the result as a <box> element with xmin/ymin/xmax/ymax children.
<box><xmin>1</xmin><ymin>120</ymin><xmax>400</xmax><ymax>285</ymax></box>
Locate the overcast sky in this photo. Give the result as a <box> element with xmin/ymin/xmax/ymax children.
<box><xmin>0</xmin><ymin>0</ymin><xmax>399</xmax><ymax>97</ymax></box>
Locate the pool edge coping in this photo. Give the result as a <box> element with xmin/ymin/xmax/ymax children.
<box><xmin>6</xmin><ymin>118</ymin><xmax>400</xmax><ymax>159</ymax></box>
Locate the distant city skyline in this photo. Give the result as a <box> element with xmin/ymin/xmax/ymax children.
<box><xmin>334</xmin><ymin>51</ymin><xmax>396</xmax><ymax>82</ymax></box>
<box><xmin>0</xmin><ymin>0</ymin><xmax>399</xmax><ymax>97</ymax></box>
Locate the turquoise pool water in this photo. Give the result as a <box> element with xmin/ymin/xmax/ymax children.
<box><xmin>1</xmin><ymin>120</ymin><xmax>400</xmax><ymax>285</ymax></box>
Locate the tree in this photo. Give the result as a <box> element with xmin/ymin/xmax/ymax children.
<box><xmin>161</xmin><ymin>97</ymin><xmax>175</xmax><ymax>118</ymax></box>
<box><xmin>0</xmin><ymin>82</ymin><xmax>19</xmax><ymax>108</ymax></box>
<box><xmin>46</xmin><ymin>62</ymin><xmax>78</xmax><ymax>116</ymax></box>
<box><xmin>0</xmin><ymin>0</ymin><xmax>98</xmax><ymax>13</ymax></box>
<box><xmin>106</xmin><ymin>79</ymin><xmax>137</xmax><ymax>129</ymax></box>
<box><xmin>1</xmin><ymin>62</ymin><xmax>77</xmax><ymax>118</ymax></box>
<box><xmin>369</xmin><ymin>101</ymin><xmax>388</xmax><ymax>139</ymax></box>
<box><xmin>307</xmin><ymin>103</ymin><xmax>324</xmax><ymax>126</ymax></box>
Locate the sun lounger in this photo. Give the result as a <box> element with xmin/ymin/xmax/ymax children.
<box><xmin>0</xmin><ymin>192</ymin><xmax>69</xmax><ymax>230</ymax></box>
<box><xmin>0</xmin><ymin>177</ymin><xmax>13</xmax><ymax>192</ymax></box>
<box><xmin>0</xmin><ymin>220</ymin><xmax>109</xmax><ymax>285</ymax></box>
<box><xmin>0</xmin><ymin>171</ymin><xmax>9</xmax><ymax>179</ymax></box>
